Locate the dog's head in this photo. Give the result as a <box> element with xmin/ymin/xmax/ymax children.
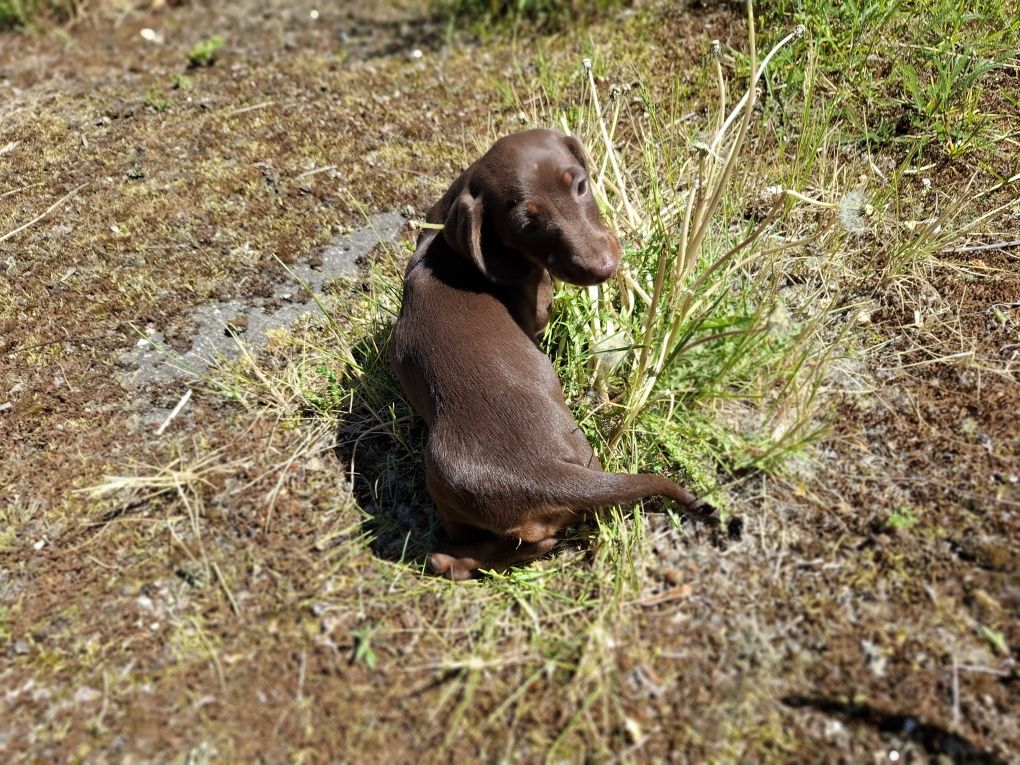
<box><xmin>440</xmin><ymin>129</ymin><xmax>621</xmax><ymax>286</ymax></box>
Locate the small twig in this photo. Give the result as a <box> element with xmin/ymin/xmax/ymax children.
<box><xmin>0</xmin><ymin>182</ymin><xmax>88</xmax><ymax>244</ymax></box>
<box><xmin>86</xmin><ymin>554</ymin><xmax>122</xmax><ymax>571</ymax></box>
<box><xmin>940</xmin><ymin>239</ymin><xmax>1020</xmax><ymax>255</ymax></box>
<box><xmin>92</xmin><ymin>672</ymin><xmax>110</xmax><ymax>732</ymax></box>
<box><xmin>212</xmin><ymin>562</ymin><xmax>241</xmax><ymax>617</ymax></box>
<box><xmin>225</xmin><ymin>100</ymin><xmax>275</xmax><ymax>117</ymax></box>
<box><xmin>156</xmin><ymin>388</ymin><xmax>192</xmax><ymax>435</ymax></box>
<box><xmin>295</xmin><ymin>164</ymin><xmax>337</xmax><ymax>180</ymax></box>
<box><xmin>951</xmin><ymin>655</ymin><xmax>961</xmax><ymax>727</ymax></box>
<box><xmin>782</xmin><ymin>188</ymin><xmax>837</xmax><ymax>208</ymax></box>
<box><xmin>891</xmin><ymin>350</ymin><xmax>975</xmax><ymax>370</ymax></box>
<box><xmin>957</xmin><ymin>663</ymin><xmax>1014</xmax><ymax>678</ymax></box>
<box><xmin>637</xmin><ymin>584</ymin><xmax>692</xmax><ymax>607</ymax></box>
<box><xmin>0</xmin><ymin>181</ymin><xmax>42</xmax><ymax>200</ymax></box>
<box><xmin>189</xmin><ymin>617</ymin><xmax>227</xmax><ymax>693</ymax></box>
<box><xmin>295</xmin><ymin>650</ymin><xmax>308</xmax><ymax>701</ymax></box>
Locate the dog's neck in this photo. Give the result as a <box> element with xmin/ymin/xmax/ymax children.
<box><xmin>497</xmin><ymin>265</ymin><xmax>553</xmax><ymax>339</ymax></box>
<box><xmin>424</xmin><ymin>237</ymin><xmax>553</xmax><ymax>341</ymax></box>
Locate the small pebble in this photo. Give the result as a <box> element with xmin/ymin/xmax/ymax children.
<box><xmin>225</xmin><ymin>315</ymin><xmax>248</xmax><ymax>336</ymax></box>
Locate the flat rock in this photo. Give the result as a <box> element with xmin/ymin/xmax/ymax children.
<box><xmin>119</xmin><ymin>212</ymin><xmax>405</xmax><ymax>390</ymax></box>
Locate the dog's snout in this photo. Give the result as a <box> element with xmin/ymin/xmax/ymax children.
<box><xmin>592</xmin><ymin>230</ymin><xmax>622</xmax><ymax>281</ymax></box>
<box><xmin>591</xmin><ymin>251</ymin><xmax>620</xmax><ymax>282</ymax></box>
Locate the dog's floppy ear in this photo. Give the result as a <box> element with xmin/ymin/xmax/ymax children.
<box><xmin>443</xmin><ymin>186</ymin><xmax>487</xmax><ymax>275</ymax></box>
<box><xmin>562</xmin><ymin>134</ymin><xmax>590</xmax><ymax>172</ymax></box>
<box><xmin>443</xmin><ymin>184</ymin><xmax>531</xmax><ymax>283</ymax></box>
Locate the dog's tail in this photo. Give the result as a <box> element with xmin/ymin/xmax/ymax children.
<box><xmin>544</xmin><ymin>463</ymin><xmax>718</xmax><ymax>524</ymax></box>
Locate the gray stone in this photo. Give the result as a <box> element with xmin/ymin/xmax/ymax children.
<box><xmin>119</xmin><ymin>212</ymin><xmax>405</xmax><ymax>390</ymax></box>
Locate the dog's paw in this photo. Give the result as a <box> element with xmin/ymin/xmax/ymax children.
<box><xmin>688</xmin><ymin>499</ymin><xmax>721</xmax><ymax>527</ymax></box>
<box><xmin>428</xmin><ymin>552</ymin><xmax>474</xmax><ymax>581</ymax></box>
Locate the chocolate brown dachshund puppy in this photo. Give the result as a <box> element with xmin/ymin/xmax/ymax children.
<box><xmin>391</xmin><ymin>129</ymin><xmax>716</xmax><ymax>580</ymax></box>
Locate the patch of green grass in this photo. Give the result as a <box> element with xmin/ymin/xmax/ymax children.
<box><xmin>187</xmin><ymin>35</ymin><xmax>225</xmax><ymax>68</ymax></box>
<box><xmin>887</xmin><ymin>506</ymin><xmax>918</xmax><ymax>530</ymax></box>
<box><xmin>760</xmin><ymin>0</ymin><xmax>1020</xmax><ymax>158</ymax></box>
<box><xmin>536</xmin><ymin>20</ymin><xmax>840</xmax><ymax>495</ymax></box>
<box><xmin>143</xmin><ymin>85</ymin><xmax>171</xmax><ymax>112</ymax></box>
<box><xmin>169</xmin><ymin>72</ymin><xmax>192</xmax><ymax>90</ymax></box>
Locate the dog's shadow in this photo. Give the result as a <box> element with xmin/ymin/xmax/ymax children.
<box><xmin>330</xmin><ymin>323</ymin><xmax>439</xmax><ymax>567</ymax></box>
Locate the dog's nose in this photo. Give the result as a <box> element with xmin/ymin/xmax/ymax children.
<box><xmin>590</xmin><ymin>251</ymin><xmax>619</xmax><ymax>282</ymax></box>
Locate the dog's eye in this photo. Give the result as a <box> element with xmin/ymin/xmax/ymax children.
<box><xmin>576</xmin><ymin>177</ymin><xmax>588</xmax><ymax>197</ymax></box>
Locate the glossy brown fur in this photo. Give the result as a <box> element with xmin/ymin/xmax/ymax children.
<box><xmin>391</xmin><ymin>129</ymin><xmax>716</xmax><ymax>580</ymax></box>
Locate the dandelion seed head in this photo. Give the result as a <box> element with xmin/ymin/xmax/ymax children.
<box><xmin>839</xmin><ymin>189</ymin><xmax>871</xmax><ymax>235</ymax></box>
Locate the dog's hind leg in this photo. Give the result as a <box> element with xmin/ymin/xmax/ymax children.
<box><xmin>428</xmin><ymin>534</ymin><xmax>560</xmax><ymax>580</ymax></box>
